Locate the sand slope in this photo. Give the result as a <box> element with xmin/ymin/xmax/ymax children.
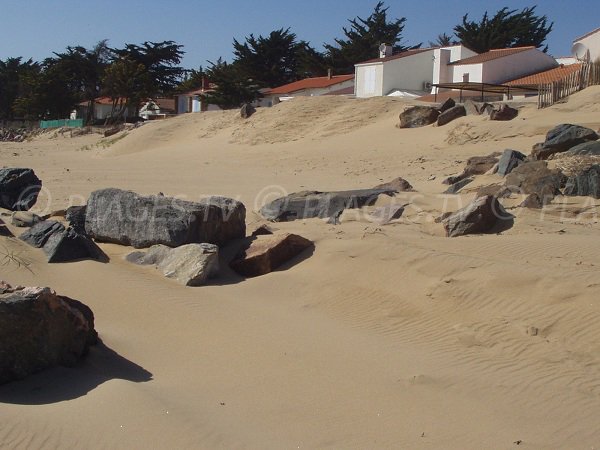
<box><xmin>1</xmin><ymin>88</ymin><xmax>600</xmax><ymax>448</ymax></box>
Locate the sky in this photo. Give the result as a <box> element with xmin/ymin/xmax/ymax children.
<box><xmin>0</xmin><ymin>0</ymin><xmax>598</xmax><ymax>69</ymax></box>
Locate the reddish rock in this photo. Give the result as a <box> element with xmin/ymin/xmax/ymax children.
<box><xmin>230</xmin><ymin>233</ymin><xmax>313</xmax><ymax>277</ymax></box>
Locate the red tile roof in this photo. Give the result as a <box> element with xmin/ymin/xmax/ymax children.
<box><xmin>266</xmin><ymin>74</ymin><xmax>354</xmax><ymax>95</ymax></box>
<box><xmin>450</xmin><ymin>46</ymin><xmax>535</xmax><ymax>65</ymax></box>
<box><xmin>323</xmin><ymin>86</ymin><xmax>355</xmax><ymax>96</ymax></box>
<box><xmin>357</xmin><ymin>48</ymin><xmax>431</xmax><ymax>65</ymax></box>
<box><xmin>574</xmin><ymin>27</ymin><xmax>600</xmax><ymax>42</ymax></box>
<box><xmin>505</xmin><ymin>63</ymin><xmax>583</xmax><ymax>87</ymax></box>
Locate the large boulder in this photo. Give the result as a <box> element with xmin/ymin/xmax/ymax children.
<box><xmin>444</xmin><ymin>177</ymin><xmax>473</xmax><ymax>194</ymax></box>
<box><xmin>0</xmin><ymin>282</ymin><xmax>97</xmax><ymax>384</ymax></box>
<box><xmin>65</xmin><ymin>205</ymin><xmax>87</xmax><ymax>232</ymax></box>
<box><xmin>85</xmin><ymin>189</ymin><xmax>246</xmax><ymax>248</ymax></box>
<box><xmin>443</xmin><ymin>195</ymin><xmax>511</xmax><ymax>237</ymax></box>
<box><xmin>497</xmin><ymin>149</ymin><xmax>526</xmax><ymax>176</ymax></box>
<box><xmin>398</xmin><ymin>106</ymin><xmax>440</xmax><ymax>128</ymax></box>
<box><xmin>369</xmin><ymin>204</ymin><xmax>406</xmax><ymax>224</ymax></box>
<box><xmin>240</xmin><ymin>103</ymin><xmax>256</xmax><ymax>119</ymax></box>
<box><xmin>437</xmin><ymin>105</ymin><xmax>466</xmax><ymax>126</ymax></box>
<box><xmin>259</xmin><ymin>189</ymin><xmax>395</xmax><ymax>223</ymax></box>
<box><xmin>230</xmin><ymin>233</ymin><xmax>313</xmax><ymax>277</ymax></box>
<box><xmin>505</xmin><ymin>161</ymin><xmax>562</xmax><ymax>205</ymax></box>
<box><xmin>490</xmin><ymin>104</ymin><xmax>518</xmax><ymax>121</ymax></box>
<box><xmin>373</xmin><ymin>177</ymin><xmax>413</xmax><ymax>192</ymax></box>
<box><xmin>463</xmin><ymin>100</ymin><xmax>483</xmax><ymax>115</ymax></box>
<box><xmin>128</xmin><ymin>243</ymin><xmax>219</xmax><ymax>286</ymax></box>
<box><xmin>0</xmin><ymin>168</ymin><xmax>42</xmax><ymax>211</ymax></box>
<box><xmin>532</xmin><ymin>124</ymin><xmax>599</xmax><ymax>160</ymax></box>
<box><xmin>563</xmin><ymin>165</ymin><xmax>600</xmax><ymax>198</ymax></box>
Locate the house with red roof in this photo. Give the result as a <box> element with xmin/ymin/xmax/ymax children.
<box><xmin>448</xmin><ymin>46</ymin><xmax>558</xmax><ymax>85</ymax></box>
<box><xmin>354</xmin><ymin>44</ymin><xmax>477</xmax><ymax>98</ymax></box>
<box><xmin>263</xmin><ymin>73</ymin><xmax>355</xmax><ymax>105</ymax></box>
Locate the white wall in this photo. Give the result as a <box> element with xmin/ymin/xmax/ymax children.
<box><xmin>483</xmin><ymin>49</ymin><xmax>558</xmax><ymax>84</ymax></box>
<box><xmin>382</xmin><ymin>50</ymin><xmax>435</xmax><ymax>94</ymax></box>
<box><xmin>452</xmin><ymin>64</ymin><xmax>483</xmax><ymax>83</ymax></box>
<box><xmin>575</xmin><ymin>31</ymin><xmax>600</xmax><ymax>61</ymax></box>
<box><xmin>355</xmin><ymin>63</ymin><xmax>384</xmax><ymax>97</ymax></box>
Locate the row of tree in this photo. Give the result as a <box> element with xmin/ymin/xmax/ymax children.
<box><xmin>0</xmin><ymin>3</ymin><xmax>553</xmax><ymax>121</ymax></box>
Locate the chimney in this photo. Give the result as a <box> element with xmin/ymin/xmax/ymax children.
<box><xmin>379</xmin><ymin>43</ymin><xmax>393</xmax><ymax>58</ymax></box>
<box><xmin>202</xmin><ymin>76</ymin><xmax>209</xmax><ymax>90</ymax></box>
<box><xmin>327</xmin><ymin>68</ymin><xmax>332</xmax><ymax>79</ymax></box>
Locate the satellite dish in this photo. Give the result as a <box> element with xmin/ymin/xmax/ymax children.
<box><xmin>572</xmin><ymin>42</ymin><xmax>590</xmax><ymax>61</ymax></box>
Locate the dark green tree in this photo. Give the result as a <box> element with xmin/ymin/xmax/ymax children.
<box><xmin>0</xmin><ymin>57</ymin><xmax>40</xmax><ymax>120</ymax></box>
<box><xmin>176</xmin><ymin>67</ymin><xmax>206</xmax><ymax>93</ymax></box>
<box><xmin>112</xmin><ymin>40</ymin><xmax>185</xmax><ymax>114</ymax></box>
<box><xmin>454</xmin><ymin>6</ymin><xmax>553</xmax><ymax>54</ymax></box>
<box><xmin>52</xmin><ymin>40</ymin><xmax>111</xmax><ymax>124</ymax></box>
<box><xmin>325</xmin><ymin>2</ymin><xmax>416</xmax><ymax>74</ymax></box>
<box><xmin>429</xmin><ymin>33</ymin><xmax>458</xmax><ymax>47</ymax></box>
<box><xmin>204</xmin><ymin>58</ymin><xmax>260</xmax><ymax>109</ymax></box>
<box><xmin>232</xmin><ymin>28</ymin><xmax>326</xmax><ymax>88</ymax></box>
<box><xmin>102</xmin><ymin>57</ymin><xmax>149</xmax><ymax>122</ymax></box>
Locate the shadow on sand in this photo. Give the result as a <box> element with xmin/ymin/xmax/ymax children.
<box><xmin>0</xmin><ymin>341</ymin><xmax>152</xmax><ymax>405</ymax></box>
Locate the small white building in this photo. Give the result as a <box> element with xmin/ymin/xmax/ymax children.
<box><xmin>77</xmin><ymin>97</ymin><xmax>136</xmax><ymax>121</ymax></box>
<box><xmin>448</xmin><ymin>46</ymin><xmax>558</xmax><ymax>85</ymax></box>
<box><xmin>263</xmin><ymin>74</ymin><xmax>355</xmax><ymax>105</ymax></box>
<box><xmin>139</xmin><ymin>98</ymin><xmax>176</xmax><ymax>120</ymax></box>
<box><xmin>354</xmin><ymin>45</ymin><xmax>477</xmax><ymax>98</ymax></box>
<box><xmin>573</xmin><ymin>27</ymin><xmax>600</xmax><ymax>62</ymax></box>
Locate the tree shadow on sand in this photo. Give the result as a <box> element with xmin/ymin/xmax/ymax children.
<box><xmin>0</xmin><ymin>341</ymin><xmax>152</xmax><ymax>405</ymax></box>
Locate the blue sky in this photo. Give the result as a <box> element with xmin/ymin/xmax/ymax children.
<box><xmin>0</xmin><ymin>0</ymin><xmax>597</xmax><ymax>69</ymax></box>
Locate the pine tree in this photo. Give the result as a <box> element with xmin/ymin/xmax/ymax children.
<box><xmin>454</xmin><ymin>6</ymin><xmax>553</xmax><ymax>54</ymax></box>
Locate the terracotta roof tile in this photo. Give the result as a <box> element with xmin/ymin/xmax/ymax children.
<box><xmin>450</xmin><ymin>46</ymin><xmax>535</xmax><ymax>65</ymax></box>
<box><xmin>266</xmin><ymin>75</ymin><xmax>354</xmax><ymax>95</ymax></box>
<box><xmin>506</xmin><ymin>63</ymin><xmax>583</xmax><ymax>87</ymax></box>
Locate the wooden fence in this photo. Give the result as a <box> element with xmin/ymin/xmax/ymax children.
<box><xmin>538</xmin><ymin>61</ymin><xmax>600</xmax><ymax>108</ymax></box>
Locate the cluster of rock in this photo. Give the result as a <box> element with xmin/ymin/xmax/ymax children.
<box><xmin>0</xmin><ymin>281</ymin><xmax>98</xmax><ymax>385</ymax></box>
<box><xmin>0</xmin><ymin>127</ymin><xmax>39</xmax><ymax>142</ymax></box>
<box><xmin>398</xmin><ymin>99</ymin><xmax>518</xmax><ymax>129</ymax></box>
<box><xmin>0</xmin><ymin>168</ymin><xmax>42</xmax><ymax>211</ymax></box>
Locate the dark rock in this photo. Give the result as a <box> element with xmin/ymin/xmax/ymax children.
<box><xmin>103</xmin><ymin>126</ymin><xmax>122</xmax><ymax>138</ymax></box>
<box><xmin>442</xmin><ymin>154</ymin><xmax>500</xmax><ymax>185</ymax></box>
<box><xmin>439</xmin><ymin>98</ymin><xmax>456</xmax><ymax>113</ymax></box>
<box><xmin>369</xmin><ymin>204</ymin><xmax>406</xmax><ymax>224</ymax></box>
<box><xmin>43</xmin><ymin>227</ymin><xmax>108</xmax><ymax>263</ymax></box>
<box><xmin>230</xmin><ymin>233</ymin><xmax>313</xmax><ymax>277</ymax></box>
<box><xmin>505</xmin><ymin>161</ymin><xmax>562</xmax><ymax>205</ymax></box>
<box><xmin>443</xmin><ymin>195</ymin><xmax>512</xmax><ymax>237</ymax></box>
<box><xmin>533</xmin><ymin>124</ymin><xmax>599</xmax><ymax>159</ymax></box>
<box><xmin>497</xmin><ymin>149</ymin><xmax>527</xmax><ymax>176</ymax></box>
<box><xmin>562</xmin><ymin>141</ymin><xmax>600</xmax><ymax>157</ymax></box>
<box><xmin>0</xmin><ymin>218</ymin><xmax>13</xmax><ymax>237</ymax></box>
<box><xmin>11</xmin><ymin>211</ymin><xmax>42</xmax><ymax>227</ymax></box>
<box><xmin>373</xmin><ymin>177</ymin><xmax>413</xmax><ymax>192</ymax></box>
<box><xmin>259</xmin><ymin>189</ymin><xmax>395</xmax><ymax>223</ymax></box>
<box><xmin>0</xmin><ymin>168</ymin><xmax>42</xmax><ymax>211</ymax></box>
<box><xmin>563</xmin><ymin>164</ymin><xmax>600</xmax><ymax>198</ymax></box>
<box><xmin>0</xmin><ymin>283</ymin><xmax>97</xmax><ymax>384</ymax></box>
<box><xmin>85</xmin><ymin>188</ymin><xmax>246</xmax><ymax>248</ymax></box>
<box><xmin>437</xmin><ymin>105</ymin><xmax>466</xmax><ymax>126</ymax></box>
<box><xmin>520</xmin><ymin>193</ymin><xmax>543</xmax><ymax>209</ymax></box>
<box><xmin>481</xmin><ymin>103</ymin><xmax>495</xmax><ymax>116</ymax></box>
<box><xmin>65</xmin><ymin>205</ymin><xmax>87</xmax><ymax>232</ymax></box>
<box><xmin>240</xmin><ymin>103</ymin><xmax>256</xmax><ymax>119</ymax></box>
<box><xmin>19</xmin><ymin>220</ymin><xmax>65</xmax><ymax>248</ymax></box>
<box><xmin>251</xmin><ymin>224</ymin><xmax>275</xmax><ymax>237</ymax></box>
<box><xmin>444</xmin><ymin>177</ymin><xmax>473</xmax><ymax>194</ymax></box>
<box><xmin>490</xmin><ymin>104</ymin><xmax>518</xmax><ymax>121</ymax></box>
<box><xmin>398</xmin><ymin>106</ymin><xmax>440</xmax><ymax>128</ymax></box>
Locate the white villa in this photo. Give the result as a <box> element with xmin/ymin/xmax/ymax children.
<box><xmin>354</xmin><ymin>44</ymin><xmax>559</xmax><ymax>98</ymax></box>
<box><xmin>573</xmin><ymin>27</ymin><xmax>600</xmax><ymax>62</ymax></box>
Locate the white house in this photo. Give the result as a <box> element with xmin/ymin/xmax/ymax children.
<box><xmin>77</xmin><ymin>97</ymin><xmax>136</xmax><ymax>121</ymax></box>
<box><xmin>573</xmin><ymin>27</ymin><xmax>600</xmax><ymax>62</ymax></box>
<box><xmin>263</xmin><ymin>73</ymin><xmax>355</xmax><ymax>105</ymax></box>
<box><xmin>139</xmin><ymin>98</ymin><xmax>176</xmax><ymax>120</ymax></box>
<box><xmin>354</xmin><ymin>45</ymin><xmax>477</xmax><ymax>98</ymax></box>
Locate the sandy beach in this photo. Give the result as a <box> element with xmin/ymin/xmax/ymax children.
<box><xmin>2</xmin><ymin>88</ymin><xmax>600</xmax><ymax>448</ymax></box>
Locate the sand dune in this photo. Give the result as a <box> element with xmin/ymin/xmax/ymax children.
<box><xmin>2</xmin><ymin>87</ymin><xmax>600</xmax><ymax>448</ymax></box>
